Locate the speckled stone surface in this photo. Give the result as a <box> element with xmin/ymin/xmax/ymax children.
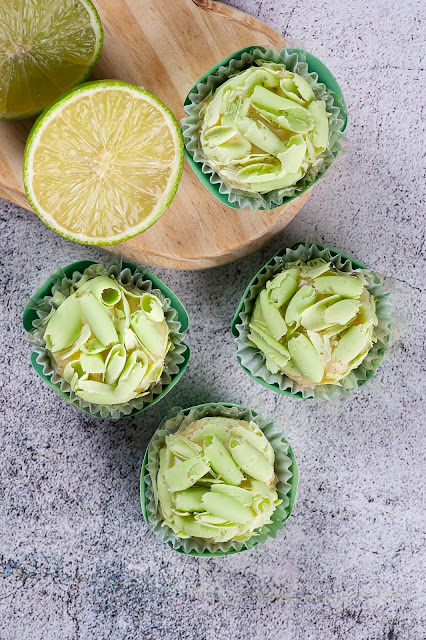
<box><xmin>1</xmin><ymin>1</ymin><xmax>425</xmax><ymax>639</ymax></box>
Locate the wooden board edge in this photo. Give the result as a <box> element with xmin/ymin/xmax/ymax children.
<box><xmin>0</xmin><ymin>184</ymin><xmax>31</xmax><ymax>210</ymax></box>
<box><xmin>192</xmin><ymin>0</ymin><xmax>288</xmax><ymax>48</ymax></box>
<box><xmin>108</xmin><ymin>190</ymin><xmax>311</xmax><ymax>269</ymax></box>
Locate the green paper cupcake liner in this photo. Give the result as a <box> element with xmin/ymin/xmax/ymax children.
<box><xmin>23</xmin><ymin>257</ymin><xmax>190</xmax><ymax>419</ymax></box>
<box><xmin>181</xmin><ymin>47</ymin><xmax>347</xmax><ymax>211</ymax></box>
<box><xmin>141</xmin><ymin>402</ymin><xmax>298</xmax><ymax>557</ymax></box>
<box><xmin>232</xmin><ymin>242</ymin><xmax>393</xmax><ymax>400</ymax></box>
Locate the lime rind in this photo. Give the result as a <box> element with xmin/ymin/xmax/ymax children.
<box><xmin>23</xmin><ymin>80</ymin><xmax>184</xmax><ymax>245</ymax></box>
<box><xmin>0</xmin><ymin>0</ymin><xmax>103</xmax><ymax>121</ymax></box>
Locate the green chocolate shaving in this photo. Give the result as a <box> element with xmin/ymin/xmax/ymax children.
<box><xmin>140</xmin><ymin>293</ymin><xmax>165</xmax><ymax>323</ymax></box>
<box><xmin>80</xmin><ymin>337</ymin><xmax>109</xmax><ymax>354</ymax></box>
<box><xmin>259</xmin><ymin>289</ymin><xmax>287</xmax><ymax>339</ymax></box>
<box><xmin>308</xmin><ymin>100</ymin><xmax>329</xmax><ymax>151</ymax></box>
<box><xmin>119</xmin><ymin>350</ymin><xmax>149</xmax><ymax>385</ymax></box>
<box><xmin>323</xmin><ymin>299</ymin><xmax>360</xmax><ymax>325</ymax></box>
<box><xmin>246</xmin><ymin>169</ymin><xmax>303</xmax><ymax>193</ymax></box>
<box><xmin>44</xmin><ymin>293</ymin><xmax>82</xmax><ymax>352</ymax></box>
<box><xmin>299</xmin><ymin>258</ymin><xmax>331</xmax><ymax>279</ymax></box>
<box><xmin>78</xmin><ymin>292</ymin><xmax>118</xmax><ymax>346</ymax></box>
<box><xmin>172</xmin><ymin>515</ymin><xmax>230</xmax><ymax>541</ymax></box>
<box><xmin>288</xmin><ymin>333</ymin><xmax>324</xmax><ymax>383</ymax></box>
<box><xmin>104</xmin><ymin>344</ymin><xmax>127</xmax><ymax>385</ymax></box>
<box><xmin>139</xmin><ymin>359</ymin><xmax>164</xmax><ymax>389</ymax></box>
<box><xmin>251</xmin><ymin>85</ymin><xmax>308</xmax><ymax>114</ymax></box>
<box><xmin>282</xmin><ymin>359</ymin><xmax>303</xmax><ymax>380</ymax></box>
<box><xmin>164</xmin><ymin>456</ymin><xmax>210</xmax><ymax>492</ymax></box>
<box><xmin>123</xmin><ymin>327</ymin><xmax>140</xmax><ymax>351</ymax></box>
<box><xmin>51</xmin><ymin>290</ymin><xmax>65</xmax><ymax>307</ymax></box>
<box><xmin>157</xmin><ymin>448</ymin><xmax>174</xmax><ymax>518</ymax></box>
<box><xmin>75</xmin><ymin>380</ymin><xmax>127</xmax><ymax>405</ymax></box>
<box><xmin>277</xmin><ymin>138</ymin><xmax>307</xmax><ymax>174</ymax></box>
<box><xmin>203</xmin><ymin>126</ymin><xmax>238</xmax><ymax>146</ymax></box>
<box><xmin>114</xmin><ymin>369</ymin><xmax>145</xmax><ymax>403</ymax></box>
<box><xmin>266</xmin><ymin>268</ymin><xmax>299</xmax><ymax>307</ymax></box>
<box><xmin>248</xmin><ymin>330</ymin><xmax>290</xmax><ymax>373</ymax></box>
<box><xmin>63</xmin><ymin>360</ymin><xmax>87</xmax><ymax>391</ymax></box>
<box><xmin>175</xmin><ymin>488</ymin><xmax>208</xmax><ymax>512</ymax></box>
<box><xmin>284</xmin><ymin>285</ymin><xmax>317</xmax><ymax>327</ymax></box>
<box><xmin>80</xmin><ymin>351</ymin><xmax>105</xmax><ymax>375</ymax></box>
<box><xmin>211</xmin><ymin>484</ymin><xmax>254</xmax><ymax>506</ymax></box>
<box><xmin>201</xmin><ymin>492</ymin><xmax>253</xmax><ymax>525</ymax></box>
<box><xmin>291</xmin><ymin>73</ymin><xmax>316</xmax><ymax>103</ymax></box>
<box><xmin>300</xmin><ymin>294</ymin><xmax>341</xmax><ymax>331</ymax></box>
<box><xmin>332</xmin><ymin>324</ymin><xmax>372</xmax><ymax>364</ymax></box>
<box><xmin>60</xmin><ymin>324</ymin><xmax>91</xmax><ymax>359</ymax></box>
<box><xmin>168</xmin><ymin>435</ymin><xmax>202</xmax><ymax>460</ymax></box>
<box><xmin>85</xmin><ymin>276</ymin><xmax>122</xmax><ymax>307</ymax></box>
<box><xmin>232</xmin><ymin>421</ymin><xmax>275</xmax><ymax>465</ymax></box>
<box><xmin>190</xmin><ymin>417</ymin><xmax>242</xmax><ymax>445</ymax></box>
<box><xmin>236</xmin><ymin>117</ymin><xmax>287</xmax><ymax>156</ymax></box>
<box><xmin>229</xmin><ymin>438</ymin><xmax>274</xmax><ymax>483</ymax></box>
<box><xmin>359</xmin><ymin>289</ymin><xmax>378</xmax><ymax>327</ymax></box>
<box><xmin>249</xmin><ymin>323</ymin><xmax>289</xmax><ymax>358</ymax></box>
<box><xmin>249</xmin><ymin>479</ymin><xmax>274</xmax><ymax>500</ymax></box>
<box><xmin>306</xmin><ymin>331</ymin><xmax>331</xmax><ymax>364</ymax></box>
<box><xmin>313</xmin><ymin>275</ymin><xmax>363</xmax><ymax>298</ymax></box>
<box><xmin>130</xmin><ymin>312</ymin><xmax>164</xmax><ymax>356</ymax></box>
<box><xmin>203</xmin><ymin>434</ymin><xmax>244</xmax><ymax>486</ymax></box>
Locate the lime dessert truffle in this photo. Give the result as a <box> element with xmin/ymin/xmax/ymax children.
<box><xmin>154</xmin><ymin>417</ymin><xmax>282</xmax><ymax>543</ymax></box>
<box><xmin>248</xmin><ymin>259</ymin><xmax>379</xmax><ymax>388</ymax></box>
<box><xmin>199</xmin><ymin>61</ymin><xmax>330</xmax><ymax>195</ymax></box>
<box><xmin>43</xmin><ymin>274</ymin><xmax>171</xmax><ymax>405</ymax></box>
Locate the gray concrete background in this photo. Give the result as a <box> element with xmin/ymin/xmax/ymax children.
<box><xmin>0</xmin><ymin>0</ymin><xmax>425</xmax><ymax>638</ymax></box>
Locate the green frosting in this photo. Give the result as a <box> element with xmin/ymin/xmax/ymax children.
<box><xmin>44</xmin><ymin>275</ymin><xmax>171</xmax><ymax>405</ymax></box>
<box><xmin>154</xmin><ymin>417</ymin><xmax>281</xmax><ymax>543</ymax></box>
<box><xmin>248</xmin><ymin>259</ymin><xmax>379</xmax><ymax>387</ymax></box>
<box><xmin>199</xmin><ymin>61</ymin><xmax>330</xmax><ymax>195</ymax></box>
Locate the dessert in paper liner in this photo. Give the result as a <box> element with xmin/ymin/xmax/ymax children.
<box><xmin>182</xmin><ymin>47</ymin><xmax>346</xmax><ymax>210</ymax></box>
<box><xmin>234</xmin><ymin>243</ymin><xmax>393</xmax><ymax>399</ymax></box>
<box><xmin>143</xmin><ymin>403</ymin><xmax>297</xmax><ymax>556</ymax></box>
<box><xmin>26</xmin><ymin>259</ymin><xmax>187</xmax><ymax>419</ymax></box>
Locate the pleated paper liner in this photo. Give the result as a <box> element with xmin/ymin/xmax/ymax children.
<box><xmin>182</xmin><ymin>46</ymin><xmax>347</xmax><ymax>210</ymax></box>
<box><xmin>232</xmin><ymin>242</ymin><xmax>393</xmax><ymax>399</ymax></box>
<box><xmin>141</xmin><ymin>402</ymin><xmax>298</xmax><ymax>557</ymax></box>
<box><xmin>23</xmin><ymin>258</ymin><xmax>190</xmax><ymax>419</ymax></box>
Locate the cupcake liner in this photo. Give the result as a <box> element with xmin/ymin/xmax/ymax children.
<box><xmin>24</xmin><ymin>257</ymin><xmax>189</xmax><ymax>419</ymax></box>
<box><xmin>232</xmin><ymin>242</ymin><xmax>393</xmax><ymax>400</ymax></box>
<box><xmin>141</xmin><ymin>402</ymin><xmax>298</xmax><ymax>557</ymax></box>
<box><xmin>181</xmin><ymin>47</ymin><xmax>347</xmax><ymax>211</ymax></box>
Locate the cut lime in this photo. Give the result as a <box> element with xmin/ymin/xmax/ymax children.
<box><xmin>0</xmin><ymin>0</ymin><xmax>103</xmax><ymax>120</ymax></box>
<box><xmin>24</xmin><ymin>81</ymin><xmax>184</xmax><ymax>245</ymax></box>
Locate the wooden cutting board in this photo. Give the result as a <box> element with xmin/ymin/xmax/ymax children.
<box><xmin>0</xmin><ymin>0</ymin><xmax>311</xmax><ymax>269</ymax></box>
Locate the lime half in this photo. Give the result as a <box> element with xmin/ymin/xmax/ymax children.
<box><xmin>0</xmin><ymin>0</ymin><xmax>103</xmax><ymax>120</ymax></box>
<box><xmin>24</xmin><ymin>81</ymin><xmax>184</xmax><ymax>245</ymax></box>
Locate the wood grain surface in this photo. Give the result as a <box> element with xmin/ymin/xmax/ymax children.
<box><xmin>0</xmin><ymin>0</ymin><xmax>311</xmax><ymax>269</ymax></box>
